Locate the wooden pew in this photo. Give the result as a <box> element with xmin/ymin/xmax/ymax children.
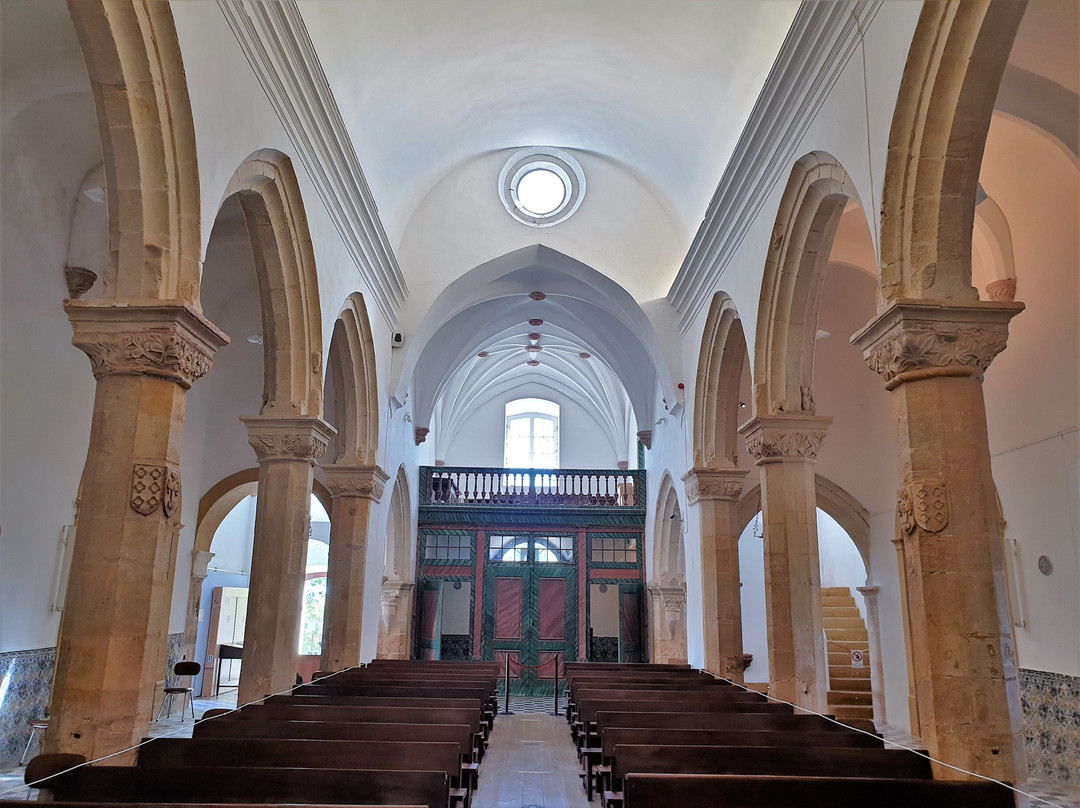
<box><xmin>574</xmin><ymin>697</ymin><xmax>791</xmax><ymax>751</ymax></box>
<box><xmin>587</xmin><ymin>725</ymin><xmax>886</xmax><ymax>799</ymax></box>
<box><xmin>602</xmin><ymin>744</ymin><xmax>932</xmax><ymax>807</ymax></box>
<box><xmin>192</xmin><ymin>718</ymin><xmax>477</xmax><ymax>762</ymax></box>
<box><xmin>137</xmin><ymin>738</ymin><xmax>470</xmax><ymax>807</ymax></box>
<box><xmin>28</xmin><ymin>764</ymin><xmax>449</xmax><ymax>808</ymax></box>
<box><xmin>621</xmin><ymin>773</ymin><xmax>1015</xmax><ymax>808</ymax></box>
<box><xmin>232</xmin><ymin>703</ymin><xmax>488</xmax><ymax>757</ymax></box>
<box><xmin>2</xmin><ymin>803</ymin><xmax>421</xmax><ymax>808</ymax></box>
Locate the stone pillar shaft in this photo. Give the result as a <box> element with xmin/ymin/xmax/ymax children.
<box><xmin>238</xmin><ymin>416</ymin><xmax>334</xmax><ymax>704</ymax></box>
<box><xmin>854</xmin><ymin>299</ymin><xmax>1025</xmax><ymax>782</ymax></box>
<box><xmin>321</xmin><ymin>465</ymin><xmax>388</xmax><ymax>671</ymax></box>
<box><xmin>739</xmin><ymin>414</ymin><xmax>831</xmax><ymax>712</ymax></box>
<box><xmin>856</xmin><ymin>585</ymin><xmax>887</xmax><ymax>726</ymax></box>
<box><xmin>183</xmin><ymin>549</ymin><xmax>214</xmax><ymax>665</ymax></box>
<box><xmin>684</xmin><ymin>468</ymin><xmax>748</xmax><ymax>682</ymax></box>
<box><xmin>45</xmin><ymin>302</ymin><xmax>226</xmax><ymax>759</ymax></box>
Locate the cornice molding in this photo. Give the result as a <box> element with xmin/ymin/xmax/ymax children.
<box><xmin>667</xmin><ymin>0</ymin><xmax>883</xmax><ymax>334</ymax></box>
<box><xmin>218</xmin><ymin>1</ymin><xmax>408</xmax><ymax>329</ymax></box>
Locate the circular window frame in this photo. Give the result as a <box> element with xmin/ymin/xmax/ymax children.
<box><xmin>499</xmin><ymin>148</ymin><xmax>585</xmax><ymax>227</ymax></box>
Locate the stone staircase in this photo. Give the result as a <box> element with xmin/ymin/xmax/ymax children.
<box><xmin>822</xmin><ymin>586</ymin><xmax>874</xmax><ymax>722</ymax></box>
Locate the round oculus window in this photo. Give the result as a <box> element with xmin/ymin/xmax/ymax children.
<box><xmin>500</xmin><ymin>148</ymin><xmax>585</xmax><ymax>227</ymax></box>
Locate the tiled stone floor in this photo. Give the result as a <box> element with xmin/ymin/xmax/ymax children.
<box><xmin>2</xmin><ymin>696</ymin><xmax>1077</xmax><ymax>806</ymax></box>
<box><xmin>475</xmin><ymin>697</ymin><xmax>589</xmax><ymax>808</ymax></box>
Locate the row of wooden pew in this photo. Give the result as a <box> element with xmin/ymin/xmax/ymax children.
<box><xmin>11</xmin><ymin>659</ymin><xmax>500</xmax><ymax>808</ymax></box>
<box><xmin>563</xmin><ymin>662</ymin><xmax>1017</xmax><ymax>808</ymax></box>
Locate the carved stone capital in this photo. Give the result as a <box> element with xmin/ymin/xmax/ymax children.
<box><xmin>682</xmin><ymin>468</ymin><xmax>748</xmax><ymax>504</ymax></box>
<box><xmin>738</xmin><ymin>414</ymin><xmax>832</xmax><ymax>464</ymax></box>
<box><xmin>414</xmin><ymin>426</ymin><xmax>429</xmax><ymax>446</ymax></box>
<box><xmin>323</xmin><ymin>464</ymin><xmax>390</xmax><ymax>502</ymax></box>
<box><xmin>191</xmin><ymin>549</ymin><xmax>216</xmax><ymax>580</ymax></box>
<box><xmin>241</xmin><ymin>416</ymin><xmax>336</xmax><ymax>464</ymax></box>
<box><xmin>65</xmin><ymin>300</ymin><xmax>229</xmax><ymax>389</ymax></box>
<box><xmin>637</xmin><ymin>430</ymin><xmax>653</xmax><ymax>449</ymax></box>
<box><xmin>851</xmin><ymin>300</ymin><xmax>1023</xmax><ymax>391</ymax></box>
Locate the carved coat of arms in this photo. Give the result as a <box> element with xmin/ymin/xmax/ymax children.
<box><xmin>131</xmin><ymin>463</ymin><xmax>165</xmax><ymax>515</ymax></box>
<box><xmin>911</xmin><ymin>477</ymin><xmax>949</xmax><ymax>533</ymax></box>
<box><xmin>163</xmin><ymin>467</ymin><xmax>181</xmax><ymax>517</ymax></box>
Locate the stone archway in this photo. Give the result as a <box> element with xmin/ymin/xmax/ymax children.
<box><xmin>378</xmin><ymin>466</ymin><xmax>414</xmax><ymax>660</ymax></box>
<box><xmin>853</xmin><ymin>0</ymin><xmax>1029</xmax><ymax>782</ymax></box>
<box><xmin>65</xmin><ymin>0</ymin><xmax>201</xmax><ymax>302</ymax></box>
<box><xmin>321</xmin><ymin>292</ymin><xmax>387</xmax><ymax>670</ymax></box>
<box><xmin>649</xmin><ymin>475</ymin><xmax>687</xmax><ymax>664</ymax></box>
<box><xmin>739</xmin><ymin>151</ymin><xmax>862</xmax><ymax>712</ymax></box>
<box><xmin>45</xmin><ymin>1</ymin><xmax>227</xmax><ymax>759</ymax></box>
<box><xmin>684</xmin><ymin>292</ymin><xmax>750</xmax><ymax>679</ymax></box>
<box><xmin>207</xmin><ymin>150</ymin><xmax>334</xmax><ymax>704</ymax></box>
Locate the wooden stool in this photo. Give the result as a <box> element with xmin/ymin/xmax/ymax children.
<box><xmin>20</xmin><ymin>719</ymin><xmax>48</xmax><ymax>764</ymax></box>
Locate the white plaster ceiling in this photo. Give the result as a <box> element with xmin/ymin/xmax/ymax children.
<box><xmin>301</xmin><ymin>0</ymin><xmax>799</xmax><ymax>290</ymax></box>
<box><xmin>299</xmin><ymin>2</ymin><xmax>797</xmax><ymax>448</ymax></box>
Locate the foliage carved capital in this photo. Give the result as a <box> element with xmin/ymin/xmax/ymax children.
<box><xmin>323</xmin><ymin>464</ymin><xmax>390</xmax><ymax>502</ymax></box>
<box><xmin>738</xmin><ymin>414</ymin><xmax>831</xmax><ymax>464</ymax></box>
<box><xmin>241</xmin><ymin>416</ymin><xmax>336</xmax><ymax>464</ymax></box>
<box><xmin>65</xmin><ymin>301</ymin><xmax>229</xmax><ymax>389</ymax></box>
<box><xmin>852</xmin><ymin>300</ymin><xmax>1023</xmax><ymax>391</ymax></box>
<box><xmin>681</xmin><ymin>468</ymin><xmax>748</xmax><ymax>504</ymax></box>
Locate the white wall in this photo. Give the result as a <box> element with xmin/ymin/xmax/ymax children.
<box><xmin>977</xmin><ymin>113</ymin><xmax>1080</xmax><ymax>679</ymax></box>
<box><xmin>738</xmin><ymin>515</ymin><xmax>769</xmax><ymax>684</ymax></box>
<box><xmin>818</xmin><ymin>510</ymin><xmax>868</xmax><ymax>621</ymax></box>
<box><xmin>441</xmin><ymin>385</ymin><xmax>619</xmax><ymax>468</ymax></box>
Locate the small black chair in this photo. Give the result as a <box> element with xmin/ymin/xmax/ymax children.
<box><xmin>157</xmin><ymin>660</ymin><xmax>201</xmax><ymax>721</ymax></box>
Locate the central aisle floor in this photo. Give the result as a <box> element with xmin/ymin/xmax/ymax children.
<box><xmin>474</xmin><ymin>698</ymin><xmax>590</xmax><ymax>808</ymax></box>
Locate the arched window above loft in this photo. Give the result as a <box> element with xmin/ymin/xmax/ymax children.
<box><xmin>504</xmin><ymin>398</ymin><xmax>560</xmax><ymax>468</ymax></box>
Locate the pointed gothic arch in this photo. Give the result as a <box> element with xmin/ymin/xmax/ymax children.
<box><xmin>879</xmin><ymin>0</ymin><xmax>1028</xmax><ymax>304</ymax></box>
<box><xmin>327</xmin><ymin>293</ymin><xmax>380</xmax><ymax>465</ymax></box>
<box><xmin>694</xmin><ymin>293</ymin><xmax>749</xmax><ymax>468</ymax></box>
<box><xmin>220</xmin><ymin>150</ymin><xmax>324</xmax><ymax>416</ymax></box>
<box><xmin>65</xmin><ymin>0</ymin><xmax>201</xmax><ymax>301</ymax></box>
<box><xmin>649</xmin><ymin>473</ymin><xmax>687</xmax><ymax>664</ymax></box>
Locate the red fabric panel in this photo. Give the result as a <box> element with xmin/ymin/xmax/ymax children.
<box><xmin>538</xmin><ymin>651</ymin><xmax>563</xmax><ymax>680</ymax></box>
<box><xmin>421</xmin><ymin>588</ymin><xmax>439</xmax><ymax>641</ymax></box>
<box><xmin>620</xmin><ymin>590</ymin><xmax>641</xmax><ymax>643</ymax></box>
<box><xmin>494</xmin><ymin>650</ymin><xmax>521</xmax><ymax>679</ymax></box>
<box><xmin>538</xmin><ymin>577</ymin><xmax>566</xmax><ymax>640</ymax></box>
<box><xmin>495</xmin><ymin>577</ymin><xmax>523</xmax><ymax>639</ymax></box>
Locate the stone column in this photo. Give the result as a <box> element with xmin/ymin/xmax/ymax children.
<box><xmin>45</xmin><ymin>302</ymin><xmax>227</xmax><ymax>759</ymax></box>
<box><xmin>856</xmin><ymin>585</ymin><xmax>886</xmax><ymax>726</ymax></box>
<box><xmin>238</xmin><ymin>416</ymin><xmax>335</xmax><ymax>704</ymax></box>
<box><xmin>683</xmin><ymin>468</ymin><xmax>749</xmax><ymax>681</ymax></box>
<box><xmin>853</xmin><ymin>300</ymin><xmax>1025</xmax><ymax>782</ymax></box>
<box><xmin>183</xmin><ymin>549</ymin><xmax>215</xmax><ymax>664</ymax></box>
<box><xmin>738</xmin><ymin>414</ymin><xmax>831</xmax><ymax>712</ymax></box>
<box><xmin>647</xmin><ymin>585</ymin><xmax>687</xmax><ymax>664</ymax></box>
<box><xmin>378</xmin><ymin>581</ymin><xmax>415</xmax><ymax>659</ymax></box>
<box><xmin>320</xmin><ymin>464</ymin><xmax>389</xmax><ymax>671</ymax></box>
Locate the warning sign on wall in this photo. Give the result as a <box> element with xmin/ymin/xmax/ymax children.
<box><xmin>850</xmin><ymin>649</ymin><xmax>864</xmax><ymax>668</ymax></box>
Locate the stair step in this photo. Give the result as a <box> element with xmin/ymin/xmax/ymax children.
<box><xmin>821</xmin><ymin>587</ymin><xmax>851</xmax><ymax>597</ymax></box>
<box><xmin>821</xmin><ymin>596</ymin><xmax>856</xmax><ymax>608</ymax></box>
<box><xmin>825</xmin><ymin>628</ymin><xmax>869</xmax><ymax>642</ymax></box>
<box><xmin>822</xmin><ymin>606</ymin><xmax>862</xmax><ymax>618</ymax></box>
<box><xmin>827</xmin><ymin>689</ymin><xmax>873</xmax><ymax>706</ymax></box>
<box><xmin>825</xmin><ymin>648</ymin><xmax>868</xmax><ymax>661</ymax></box>
<box><xmin>829</xmin><ymin>704</ymin><xmax>875</xmax><ymax>721</ymax></box>
<box><xmin>829</xmin><ymin>678</ymin><xmax>872</xmax><ymax>691</ymax></box>
<box><xmin>823</xmin><ymin>617</ymin><xmax>865</xmax><ymax>630</ymax></box>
